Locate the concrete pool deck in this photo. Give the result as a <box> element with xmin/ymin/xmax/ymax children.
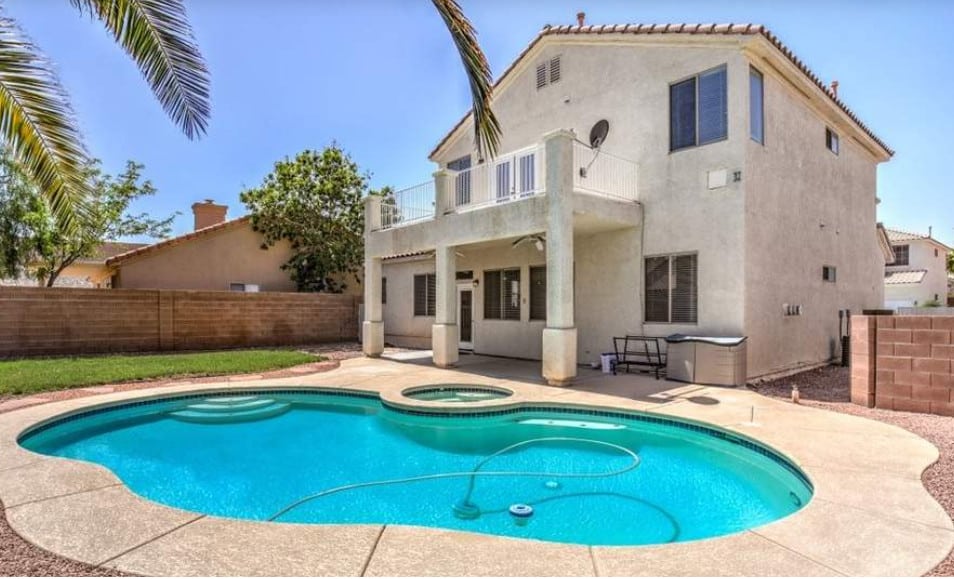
<box><xmin>0</xmin><ymin>352</ymin><xmax>951</xmax><ymax>576</ymax></box>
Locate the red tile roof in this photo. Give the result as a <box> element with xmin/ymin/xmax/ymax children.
<box><xmin>430</xmin><ymin>23</ymin><xmax>892</xmax><ymax>159</ymax></box>
<box><xmin>105</xmin><ymin>216</ymin><xmax>250</xmax><ymax>267</ymax></box>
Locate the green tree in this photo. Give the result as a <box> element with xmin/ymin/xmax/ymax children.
<box><xmin>241</xmin><ymin>146</ymin><xmax>384</xmax><ymax>293</ymax></box>
<box><xmin>0</xmin><ymin>156</ymin><xmax>175</xmax><ymax>286</ymax></box>
<box><xmin>0</xmin><ymin>0</ymin><xmax>210</xmax><ymax>230</ymax></box>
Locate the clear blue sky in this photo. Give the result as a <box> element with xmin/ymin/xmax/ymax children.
<box><xmin>7</xmin><ymin>0</ymin><xmax>954</xmax><ymax>244</ymax></box>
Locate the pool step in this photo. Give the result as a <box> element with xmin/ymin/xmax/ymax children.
<box><xmin>169</xmin><ymin>396</ymin><xmax>291</xmax><ymax>424</ymax></box>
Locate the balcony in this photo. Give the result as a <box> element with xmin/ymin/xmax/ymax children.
<box><xmin>372</xmin><ymin>136</ymin><xmax>638</xmax><ymax>232</ymax></box>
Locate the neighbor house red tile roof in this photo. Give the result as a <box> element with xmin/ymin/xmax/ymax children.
<box><xmin>884</xmin><ymin>269</ymin><xmax>927</xmax><ymax>285</ymax></box>
<box><xmin>430</xmin><ymin>23</ymin><xmax>893</xmax><ymax>159</ymax></box>
<box><xmin>885</xmin><ymin>228</ymin><xmax>954</xmax><ymax>252</ymax></box>
<box><xmin>105</xmin><ymin>216</ymin><xmax>250</xmax><ymax>267</ymax></box>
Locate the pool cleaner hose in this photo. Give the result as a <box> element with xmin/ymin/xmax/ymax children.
<box><xmin>267</xmin><ymin>436</ymin><xmax>640</xmax><ymax>522</ymax></box>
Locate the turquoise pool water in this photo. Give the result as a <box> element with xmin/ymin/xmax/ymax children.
<box><xmin>19</xmin><ymin>391</ymin><xmax>812</xmax><ymax>546</ymax></box>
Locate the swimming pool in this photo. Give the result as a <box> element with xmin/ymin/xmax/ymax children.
<box><xmin>19</xmin><ymin>390</ymin><xmax>812</xmax><ymax>546</ymax></box>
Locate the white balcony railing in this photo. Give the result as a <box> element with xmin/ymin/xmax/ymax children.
<box><xmin>572</xmin><ymin>140</ymin><xmax>638</xmax><ymax>202</ymax></box>
<box><xmin>380</xmin><ymin>180</ymin><xmax>435</xmax><ymax>229</ymax></box>
<box><xmin>447</xmin><ymin>144</ymin><xmax>546</xmax><ymax>212</ymax></box>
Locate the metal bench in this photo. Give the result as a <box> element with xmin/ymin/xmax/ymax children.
<box><xmin>612</xmin><ymin>336</ymin><xmax>667</xmax><ymax>379</ymax></box>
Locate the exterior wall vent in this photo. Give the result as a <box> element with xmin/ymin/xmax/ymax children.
<box><xmin>535</xmin><ymin>56</ymin><xmax>562</xmax><ymax>90</ymax></box>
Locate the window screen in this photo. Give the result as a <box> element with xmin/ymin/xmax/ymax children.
<box><xmin>529</xmin><ymin>266</ymin><xmax>546</xmax><ymax>320</ymax></box>
<box><xmin>750</xmin><ymin>67</ymin><xmax>764</xmax><ymax>144</ymax></box>
<box><xmin>893</xmin><ymin>244</ymin><xmax>909</xmax><ymax>266</ymax></box>
<box><xmin>645</xmin><ymin>254</ymin><xmax>698</xmax><ymax>323</ymax></box>
<box><xmin>670</xmin><ymin>66</ymin><xmax>727</xmax><ymax>151</ymax></box>
<box><xmin>413</xmin><ymin>274</ymin><xmax>436</xmax><ymax>316</ymax></box>
<box><xmin>484</xmin><ymin>268</ymin><xmax>521</xmax><ymax>320</ymax></box>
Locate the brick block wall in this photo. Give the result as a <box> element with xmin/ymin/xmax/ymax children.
<box><xmin>851</xmin><ymin>314</ymin><xmax>954</xmax><ymax>417</ymax></box>
<box><xmin>0</xmin><ymin>287</ymin><xmax>358</xmax><ymax>358</ymax></box>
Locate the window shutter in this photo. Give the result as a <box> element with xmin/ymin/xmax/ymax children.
<box><xmin>645</xmin><ymin>257</ymin><xmax>670</xmax><ymax>322</ymax></box>
<box><xmin>426</xmin><ymin>274</ymin><xmax>436</xmax><ymax>316</ymax></box>
<box><xmin>502</xmin><ymin>268</ymin><xmax>521</xmax><ymax>320</ymax></box>
<box><xmin>549</xmin><ymin>56</ymin><xmax>561</xmax><ymax>84</ymax></box>
<box><xmin>495</xmin><ymin>160</ymin><xmax>511</xmax><ymax>200</ymax></box>
<box><xmin>518</xmin><ymin>152</ymin><xmax>535</xmax><ymax>195</ymax></box>
<box><xmin>484</xmin><ymin>270</ymin><xmax>502</xmax><ymax>319</ymax></box>
<box><xmin>413</xmin><ymin>275</ymin><xmax>426</xmax><ymax>316</ymax></box>
<box><xmin>529</xmin><ymin>266</ymin><xmax>546</xmax><ymax>320</ymax></box>
<box><xmin>536</xmin><ymin>63</ymin><xmax>547</xmax><ymax>89</ymax></box>
<box><xmin>749</xmin><ymin>68</ymin><xmax>764</xmax><ymax>144</ymax></box>
<box><xmin>670</xmin><ymin>78</ymin><xmax>696</xmax><ymax>151</ymax></box>
<box><xmin>671</xmin><ymin>255</ymin><xmax>698</xmax><ymax>323</ymax></box>
<box><xmin>698</xmin><ymin>68</ymin><xmax>727</xmax><ymax>145</ymax></box>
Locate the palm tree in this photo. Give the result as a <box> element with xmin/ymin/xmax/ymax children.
<box><xmin>3</xmin><ymin>0</ymin><xmax>498</xmax><ymax>229</ymax></box>
<box><xmin>0</xmin><ymin>0</ymin><xmax>211</xmax><ymax>229</ymax></box>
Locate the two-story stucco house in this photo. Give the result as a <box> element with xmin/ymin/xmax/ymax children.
<box><xmin>362</xmin><ymin>22</ymin><xmax>893</xmax><ymax>385</ymax></box>
<box><xmin>884</xmin><ymin>228</ymin><xmax>952</xmax><ymax>309</ymax></box>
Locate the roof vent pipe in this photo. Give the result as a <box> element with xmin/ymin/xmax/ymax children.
<box><xmin>577</xmin><ymin>12</ymin><xmax>585</xmax><ymax>27</ymax></box>
<box><xmin>831</xmin><ymin>80</ymin><xmax>839</xmax><ymax>98</ymax></box>
<box><xmin>929</xmin><ymin>225</ymin><xmax>933</xmax><ymax>237</ymax></box>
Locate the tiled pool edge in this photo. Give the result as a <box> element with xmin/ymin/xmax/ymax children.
<box><xmin>0</xmin><ymin>360</ymin><xmax>950</xmax><ymax>576</ymax></box>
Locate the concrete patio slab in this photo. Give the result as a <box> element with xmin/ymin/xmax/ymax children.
<box><xmin>0</xmin><ymin>353</ymin><xmax>949</xmax><ymax>576</ymax></box>
<box><xmin>364</xmin><ymin>525</ymin><xmax>594</xmax><ymax>576</ymax></box>
<box><xmin>591</xmin><ymin>530</ymin><xmax>839</xmax><ymax>576</ymax></box>
<box><xmin>6</xmin><ymin>485</ymin><xmax>201</xmax><ymax>566</ymax></box>
<box><xmin>107</xmin><ymin>517</ymin><xmax>384</xmax><ymax>576</ymax></box>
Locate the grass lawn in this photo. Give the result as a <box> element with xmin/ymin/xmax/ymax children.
<box><xmin>0</xmin><ymin>350</ymin><xmax>319</xmax><ymax>396</ymax></box>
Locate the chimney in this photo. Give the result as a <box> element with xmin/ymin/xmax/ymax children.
<box><xmin>576</xmin><ymin>11</ymin><xmax>585</xmax><ymax>27</ymax></box>
<box><xmin>830</xmin><ymin>80</ymin><xmax>839</xmax><ymax>99</ymax></box>
<box><xmin>191</xmin><ymin>199</ymin><xmax>228</xmax><ymax>230</ymax></box>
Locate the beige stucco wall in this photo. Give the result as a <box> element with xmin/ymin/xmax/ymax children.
<box><xmin>885</xmin><ymin>239</ymin><xmax>949</xmax><ymax>307</ymax></box>
<box><xmin>375</xmin><ymin>33</ymin><xmax>888</xmax><ymax>379</ymax></box>
<box><xmin>435</xmin><ymin>37</ymin><xmax>750</xmax><ymax>340</ymax></box>
<box><xmin>113</xmin><ymin>223</ymin><xmax>297</xmax><ymax>292</ymax></box>
<box><xmin>743</xmin><ymin>55</ymin><xmax>884</xmax><ymax>377</ymax></box>
<box><xmin>382</xmin><ymin>228</ymin><xmax>641</xmax><ymax>364</ymax></box>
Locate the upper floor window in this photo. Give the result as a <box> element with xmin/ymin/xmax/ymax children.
<box><xmin>645</xmin><ymin>254</ymin><xmax>698</xmax><ymax>323</ymax></box>
<box><xmin>448</xmin><ymin>155</ymin><xmax>472</xmax><ymax>206</ymax></box>
<box><xmin>893</xmin><ymin>244</ymin><xmax>909</xmax><ymax>266</ymax></box>
<box><xmin>535</xmin><ymin>56</ymin><xmax>561</xmax><ymax>89</ymax></box>
<box><xmin>822</xmin><ymin>266</ymin><xmax>837</xmax><ymax>283</ymax></box>
<box><xmin>750</xmin><ymin>67</ymin><xmax>764</xmax><ymax>144</ymax></box>
<box><xmin>670</xmin><ymin>66</ymin><xmax>728</xmax><ymax>152</ymax></box>
<box><xmin>825</xmin><ymin>127</ymin><xmax>839</xmax><ymax>155</ymax></box>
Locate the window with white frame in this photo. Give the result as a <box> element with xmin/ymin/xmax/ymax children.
<box><xmin>825</xmin><ymin>127</ymin><xmax>839</xmax><ymax>155</ymax></box>
<box><xmin>750</xmin><ymin>67</ymin><xmax>764</xmax><ymax>144</ymax></box>
<box><xmin>670</xmin><ymin>66</ymin><xmax>728</xmax><ymax>151</ymax></box>
<box><xmin>822</xmin><ymin>266</ymin><xmax>836</xmax><ymax>283</ymax></box>
<box><xmin>484</xmin><ymin>268</ymin><xmax>521</xmax><ymax>320</ymax></box>
<box><xmin>413</xmin><ymin>274</ymin><xmax>436</xmax><ymax>316</ymax></box>
<box><xmin>645</xmin><ymin>254</ymin><xmax>698</xmax><ymax>323</ymax></box>
<box><xmin>893</xmin><ymin>244</ymin><xmax>909</xmax><ymax>266</ymax></box>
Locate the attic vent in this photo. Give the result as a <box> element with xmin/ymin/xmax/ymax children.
<box><xmin>549</xmin><ymin>56</ymin><xmax>561</xmax><ymax>83</ymax></box>
<box><xmin>535</xmin><ymin>56</ymin><xmax>562</xmax><ymax>90</ymax></box>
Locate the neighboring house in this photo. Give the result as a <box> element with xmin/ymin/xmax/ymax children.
<box><xmin>362</xmin><ymin>22</ymin><xmax>893</xmax><ymax>384</ymax></box>
<box><xmin>107</xmin><ymin>201</ymin><xmax>299</xmax><ymax>292</ymax></box>
<box><xmin>0</xmin><ymin>241</ymin><xmax>146</xmax><ymax>288</ymax></box>
<box><xmin>883</xmin><ymin>228</ymin><xmax>952</xmax><ymax>309</ymax></box>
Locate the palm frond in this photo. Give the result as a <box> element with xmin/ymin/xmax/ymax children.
<box><xmin>71</xmin><ymin>0</ymin><xmax>210</xmax><ymax>139</ymax></box>
<box><xmin>431</xmin><ymin>0</ymin><xmax>500</xmax><ymax>158</ymax></box>
<box><xmin>0</xmin><ymin>18</ymin><xmax>89</xmax><ymax>230</ymax></box>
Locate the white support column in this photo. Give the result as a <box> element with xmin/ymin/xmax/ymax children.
<box><xmin>433</xmin><ymin>169</ymin><xmax>454</xmax><ymax>216</ymax></box>
<box><xmin>542</xmin><ymin>129</ymin><xmax>577</xmax><ymax>385</ymax></box>
<box><xmin>362</xmin><ymin>256</ymin><xmax>384</xmax><ymax>357</ymax></box>
<box><xmin>432</xmin><ymin>245</ymin><xmax>459</xmax><ymax>367</ymax></box>
<box><xmin>362</xmin><ymin>195</ymin><xmax>384</xmax><ymax>357</ymax></box>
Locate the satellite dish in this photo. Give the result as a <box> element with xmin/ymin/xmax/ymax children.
<box><xmin>589</xmin><ymin>119</ymin><xmax>610</xmax><ymax>148</ymax></box>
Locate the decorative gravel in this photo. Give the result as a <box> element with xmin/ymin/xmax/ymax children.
<box><xmin>756</xmin><ymin>365</ymin><xmax>954</xmax><ymax>576</ymax></box>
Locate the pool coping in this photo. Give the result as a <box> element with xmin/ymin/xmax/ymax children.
<box><xmin>0</xmin><ymin>357</ymin><xmax>951</xmax><ymax>576</ymax></box>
